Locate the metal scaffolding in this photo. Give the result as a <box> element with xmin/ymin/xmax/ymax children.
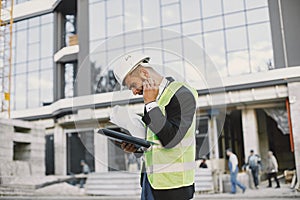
<box><xmin>0</xmin><ymin>0</ymin><xmax>13</xmax><ymax>118</ymax></box>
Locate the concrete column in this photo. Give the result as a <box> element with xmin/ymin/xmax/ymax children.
<box><xmin>288</xmin><ymin>82</ymin><xmax>300</xmax><ymax>182</ymax></box>
<box><xmin>54</xmin><ymin>124</ymin><xmax>67</xmax><ymax>175</ymax></box>
<box><xmin>257</xmin><ymin>110</ymin><xmax>270</xmax><ymax>169</ymax></box>
<box><xmin>30</xmin><ymin>125</ymin><xmax>46</xmax><ymax>175</ymax></box>
<box><xmin>53</xmin><ymin>12</ymin><xmax>65</xmax><ymax>101</ymax></box>
<box><xmin>76</xmin><ymin>0</ymin><xmax>91</xmax><ymax>96</ymax></box>
<box><xmin>209</xmin><ymin>116</ymin><xmax>221</xmax><ymax>192</ymax></box>
<box><xmin>241</xmin><ymin>108</ymin><xmax>260</xmax><ymax>161</ymax></box>
<box><xmin>94</xmin><ymin>129</ymin><xmax>108</xmax><ymax>172</ymax></box>
<box><xmin>209</xmin><ymin>116</ymin><xmax>219</xmax><ymax>159</ymax></box>
<box><xmin>268</xmin><ymin>0</ymin><xmax>300</xmax><ymax>68</ymax></box>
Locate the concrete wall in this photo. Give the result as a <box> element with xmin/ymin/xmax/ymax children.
<box><xmin>0</xmin><ymin>122</ymin><xmax>13</xmax><ymax>162</ymax></box>
<box><xmin>0</xmin><ymin>119</ymin><xmax>45</xmax><ymax>184</ymax></box>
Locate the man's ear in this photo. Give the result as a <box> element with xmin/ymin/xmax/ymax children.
<box><xmin>138</xmin><ymin>67</ymin><xmax>150</xmax><ymax>79</ymax></box>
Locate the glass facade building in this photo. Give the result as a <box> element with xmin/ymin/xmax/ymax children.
<box><xmin>89</xmin><ymin>0</ymin><xmax>273</xmax><ymax>80</ymax></box>
<box><xmin>11</xmin><ymin>13</ymin><xmax>54</xmax><ymax>110</ymax></box>
<box><xmin>8</xmin><ymin>0</ymin><xmax>274</xmax><ymax>110</ymax></box>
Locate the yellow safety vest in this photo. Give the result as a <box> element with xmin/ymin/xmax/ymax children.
<box><xmin>145</xmin><ymin>81</ymin><xmax>198</xmax><ymax>190</ymax></box>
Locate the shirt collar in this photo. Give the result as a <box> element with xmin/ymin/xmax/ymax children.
<box><xmin>157</xmin><ymin>77</ymin><xmax>169</xmax><ymax>100</ymax></box>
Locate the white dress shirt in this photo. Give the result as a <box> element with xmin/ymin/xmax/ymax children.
<box><xmin>229</xmin><ymin>153</ymin><xmax>238</xmax><ymax>172</ymax></box>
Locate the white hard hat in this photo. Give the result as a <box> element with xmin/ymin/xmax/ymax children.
<box><xmin>113</xmin><ymin>53</ymin><xmax>150</xmax><ymax>85</ymax></box>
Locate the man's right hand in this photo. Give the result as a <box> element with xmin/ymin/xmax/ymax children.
<box><xmin>121</xmin><ymin>142</ymin><xmax>137</xmax><ymax>153</ymax></box>
<box><xmin>143</xmin><ymin>78</ymin><xmax>159</xmax><ymax>104</ymax></box>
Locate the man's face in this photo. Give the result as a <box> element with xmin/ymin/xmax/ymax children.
<box><xmin>124</xmin><ymin>74</ymin><xmax>144</xmax><ymax>95</ymax></box>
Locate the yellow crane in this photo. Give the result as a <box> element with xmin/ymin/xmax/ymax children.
<box><xmin>0</xmin><ymin>0</ymin><xmax>13</xmax><ymax>118</ymax></box>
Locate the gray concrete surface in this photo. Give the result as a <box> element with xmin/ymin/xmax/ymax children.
<box><xmin>0</xmin><ymin>182</ymin><xmax>299</xmax><ymax>200</ymax></box>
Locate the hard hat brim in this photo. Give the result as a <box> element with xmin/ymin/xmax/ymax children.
<box><xmin>121</xmin><ymin>57</ymin><xmax>150</xmax><ymax>86</ymax></box>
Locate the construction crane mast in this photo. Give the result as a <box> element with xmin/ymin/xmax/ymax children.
<box><xmin>0</xmin><ymin>0</ymin><xmax>13</xmax><ymax>118</ymax></box>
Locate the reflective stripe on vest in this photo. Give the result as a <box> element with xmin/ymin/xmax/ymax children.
<box><xmin>150</xmin><ymin>136</ymin><xmax>195</xmax><ymax>150</ymax></box>
<box><xmin>145</xmin><ymin>81</ymin><xmax>198</xmax><ymax>190</ymax></box>
<box><xmin>147</xmin><ymin>161</ymin><xmax>196</xmax><ymax>174</ymax></box>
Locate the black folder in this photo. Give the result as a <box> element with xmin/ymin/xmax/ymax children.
<box><xmin>97</xmin><ymin>128</ymin><xmax>152</xmax><ymax>148</ymax></box>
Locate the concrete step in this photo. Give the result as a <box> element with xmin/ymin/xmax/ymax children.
<box><xmin>195</xmin><ymin>168</ymin><xmax>214</xmax><ymax>192</ymax></box>
<box><xmin>0</xmin><ymin>185</ymin><xmax>34</xmax><ymax>196</ymax></box>
<box><xmin>87</xmin><ymin>172</ymin><xmax>139</xmax><ymax>179</ymax></box>
<box><xmin>85</xmin><ymin>169</ymin><xmax>214</xmax><ymax>196</ymax></box>
<box><xmin>0</xmin><ymin>186</ymin><xmax>14</xmax><ymax>193</ymax></box>
<box><xmin>85</xmin><ymin>171</ymin><xmax>141</xmax><ymax>196</ymax></box>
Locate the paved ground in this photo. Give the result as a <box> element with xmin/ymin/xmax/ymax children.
<box><xmin>196</xmin><ymin>182</ymin><xmax>300</xmax><ymax>199</ymax></box>
<box><xmin>0</xmin><ymin>182</ymin><xmax>299</xmax><ymax>200</ymax></box>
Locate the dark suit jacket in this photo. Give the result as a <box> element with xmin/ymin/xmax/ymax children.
<box><xmin>141</xmin><ymin>78</ymin><xmax>197</xmax><ymax>200</ymax></box>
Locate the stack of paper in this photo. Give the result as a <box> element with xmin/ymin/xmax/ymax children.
<box><xmin>110</xmin><ymin>105</ymin><xmax>145</xmax><ymax>139</ymax></box>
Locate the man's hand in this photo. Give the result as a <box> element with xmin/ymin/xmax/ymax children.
<box><xmin>121</xmin><ymin>142</ymin><xmax>137</xmax><ymax>153</ymax></box>
<box><xmin>143</xmin><ymin>78</ymin><xmax>159</xmax><ymax>104</ymax></box>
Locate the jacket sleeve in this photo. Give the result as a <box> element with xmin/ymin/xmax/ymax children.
<box><xmin>142</xmin><ymin>86</ymin><xmax>196</xmax><ymax>148</ymax></box>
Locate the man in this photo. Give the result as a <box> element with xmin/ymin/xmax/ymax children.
<box><xmin>246</xmin><ymin>150</ymin><xmax>261</xmax><ymax>189</ymax></box>
<box><xmin>266</xmin><ymin>151</ymin><xmax>280</xmax><ymax>188</ymax></box>
<box><xmin>113</xmin><ymin>53</ymin><xmax>197</xmax><ymax>200</ymax></box>
<box><xmin>79</xmin><ymin>160</ymin><xmax>90</xmax><ymax>188</ymax></box>
<box><xmin>226</xmin><ymin>149</ymin><xmax>246</xmax><ymax>194</ymax></box>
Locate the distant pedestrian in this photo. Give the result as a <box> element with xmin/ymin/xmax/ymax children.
<box><xmin>246</xmin><ymin>150</ymin><xmax>261</xmax><ymax>189</ymax></box>
<box><xmin>226</xmin><ymin>149</ymin><xmax>246</xmax><ymax>194</ymax></box>
<box><xmin>266</xmin><ymin>151</ymin><xmax>280</xmax><ymax>188</ymax></box>
<box><xmin>80</xmin><ymin>160</ymin><xmax>90</xmax><ymax>188</ymax></box>
<box><xmin>199</xmin><ymin>156</ymin><xmax>208</xmax><ymax>168</ymax></box>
